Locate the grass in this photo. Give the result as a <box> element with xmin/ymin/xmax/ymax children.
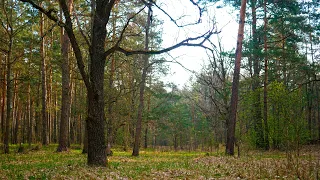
<box><xmin>0</xmin><ymin>144</ymin><xmax>319</xmax><ymax>179</ymax></box>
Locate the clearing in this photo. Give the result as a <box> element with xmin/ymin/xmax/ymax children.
<box><xmin>0</xmin><ymin>145</ymin><xmax>319</xmax><ymax>179</ymax></box>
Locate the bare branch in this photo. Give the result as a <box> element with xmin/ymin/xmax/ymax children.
<box><xmin>145</xmin><ymin>0</ymin><xmax>204</xmax><ymax>28</ymax></box>
<box><xmin>114</xmin><ymin>6</ymin><xmax>147</xmax><ymax>49</ymax></box>
<box><xmin>115</xmin><ymin>30</ymin><xmax>215</xmax><ymax>56</ymax></box>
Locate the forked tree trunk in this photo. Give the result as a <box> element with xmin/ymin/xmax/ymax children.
<box><xmin>84</xmin><ymin>1</ymin><xmax>112</xmax><ymax>164</ymax></box>
<box><xmin>226</xmin><ymin>0</ymin><xmax>247</xmax><ymax>155</ymax></box>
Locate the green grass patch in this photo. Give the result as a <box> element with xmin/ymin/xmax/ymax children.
<box><xmin>0</xmin><ymin>144</ymin><xmax>319</xmax><ymax>179</ymax></box>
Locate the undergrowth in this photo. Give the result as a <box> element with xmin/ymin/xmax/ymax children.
<box><xmin>0</xmin><ymin>144</ymin><xmax>319</xmax><ymax>179</ymax></box>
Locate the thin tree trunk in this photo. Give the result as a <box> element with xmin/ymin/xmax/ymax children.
<box><xmin>132</xmin><ymin>5</ymin><xmax>151</xmax><ymax>156</ymax></box>
<box><xmin>1</xmin><ymin>65</ymin><xmax>5</xmax><ymax>144</ymax></box>
<box><xmin>317</xmin><ymin>85</ymin><xmax>320</xmax><ymax>140</ymax></box>
<box><xmin>263</xmin><ymin>0</ymin><xmax>269</xmax><ymax>150</ymax></box>
<box><xmin>48</xmin><ymin>66</ymin><xmax>53</xmax><ymax>143</ymax></box>
<box><xmin>40</xmin><ymin>10</ymin><xmax>49</xmax><ymax>146</ymax></box>
<box><xmin>251</xmin><ymin>0</ymin><xmax>264</xmax><ymax>149</ymax></box>
<box><xmin>13</xmin><ymin>73</ymin><xmax>19</xmax><ymax>144</ymax></box>
<box><xmin>226</xmin><ymin>0</ymin><xmax>247</xmax><ymax>155</ymax></box>
<box><xmin>144</xmin><ymin>77</ymin><xmax>152</xmax><ymax>149</ymax></box>
<box><xmin>28</xmin><ymin>81</ymin><xmax>32</xmax><ymax>146</ymax></box>
<box><xmin>144</xmin><ymin>127</ymin><xmax>148</xmax><ymax>149</ymax></box>
<box><xmin>4</xmin><ymin>37</ymin><xmax>12</xmax><ymax>154</ymax></box>
<box><xmin>53</xmin><ymin>82</ymin><xmax>58</xmax><ymax>143</ymax></box>
<box><xmin>106</xmin><ymin>7</ymin><xmax>117</xmax><ymax>155</ymax></box>
<box><xmin>35</xmin><ymin>81</ymin><xmax>41</xmax><ymax>142</ymax></box>
<box><xmin>28</xmin><ymin>28</ymin><xmax>33</xmax><ymax>146</ymax></box>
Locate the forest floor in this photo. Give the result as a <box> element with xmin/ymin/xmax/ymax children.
<box><xmin>0</xmin><ymin>144</ymin><xmax>319</xmax><ymax>179</ymax></box>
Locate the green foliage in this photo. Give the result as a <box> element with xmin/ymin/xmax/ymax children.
<box><xmin>239</xmin><ymin>82</ymin><xmax>309</xmax><ymax>150</ymax></box>
<box><xmin>268</xmin><ymin>82</ymin><xmax>309</xmax><ymax>150</ymax></box>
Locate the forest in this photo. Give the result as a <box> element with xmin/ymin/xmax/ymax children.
<box><xmin>0</xmin><ymin>0</ymin><xmax>320</xmax><ymax>179</ymax></box>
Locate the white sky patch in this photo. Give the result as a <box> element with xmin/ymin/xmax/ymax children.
<box><xmin>152</xmin><ymin>1</ymin><xmax>239</xmax><ymax>89</ymax></box>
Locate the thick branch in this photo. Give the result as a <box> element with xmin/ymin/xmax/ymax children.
<box><xmin>19</xmin><ymin>0</ymin><xmax>64</xmax><ymax>26</ymax></box>
<box><xmin>19</xmin><ymin>0</ymin><xmax>90</xmax><ymax>89</ymax></box>
<box><xmin>74</xmin><ymin>9</ymin><xmax>90</xmax><ymax>47</ymax></box>
<box><xmin>59</xmin><ymin>0</ymin><xmax>90</xmax><ymax>89</ymax></box>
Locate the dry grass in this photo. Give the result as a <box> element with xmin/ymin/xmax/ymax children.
<box><xmin>0</xmin><ymin>144</ymin><xmax>319</xmax><ymax>179</ymax></box>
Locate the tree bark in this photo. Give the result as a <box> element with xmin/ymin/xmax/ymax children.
<box><xmin>27</xmin><ymin>28</ymin><xmax>33</xmax><ymax>146</ymax></box>
<box><xmin>12</xmin><ymin>73</ymin><xmax>19</xmax><ymax>144</ymax></box>
<box><xmin>1</xmin><ymin>66</ymin><xmax>5</xmax><ymax>145</ymax></box>
<box><xmin>317</xmin><ymin>85</ymin><xmax>320</xmax><ymax>141</ymax></box>
<box><xmin>82</xmin><ymin>107</ymin><xmax>88</xmax><ymax>154</ymax></box>
<box><xmin>132</xmin><ymin>5</ymin><xmax>151</xmax><ymax>156</ymax></box>
<box><xmin>83</xmin><ymin>0</ymin><xmax>114</xmax><ymax>165</ymax></box>
<box><xmin>4</xmin><ymin>37</ymin><xmax>12</xmax><ymax>154</ymax></box>
<box><xmin>226</xmin><ymin>0</ymin><xmax>247</xmax><ymax>155</ymax></box>
<box><xmin>40</xmin><ymin>10</ymin><xmax>49</xmax><ymax>146</ymax></box>
<box><xmin>57</xmin><ymin>0</ymin><xmax>73</xmax><ymax>152</ymax></box>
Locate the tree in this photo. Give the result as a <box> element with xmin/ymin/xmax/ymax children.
<box><xmin>39</xmin><ymin>3</ymin><xmax>49</xmax><ymax>146</ymax></box>
<box><xmin>226</xmin><ymin>0</ymin><xmax>247</xmax><ymax>155</ymax></box>
<box><xmin>20</xmin><ymin>0</ymin><xmax>213</xmax><ymax>166</ymax></box>
<box><xmin>132</xmin><ymin>3</ymin><xmax>152</xmax><ymax>157</ymax></box>
<box><xmin>262</xmin><ymin>0</ymin><xmax>269</xmax><ymax>150</ymax></box>
<box><xmin>250</xmin><ymin>0</ymin><xmax>265</xmax><ymax>149</ymax></box>
<box><xmin>57</xmin><ymin>0</ymin><xmax>73</xmax><ymax>152</ymax></box>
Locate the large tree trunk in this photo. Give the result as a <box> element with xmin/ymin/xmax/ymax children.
<box><xmin>132</xmin><ymin>6</ymin><xmax>151</xmax><ymax>157</ymax></box>
<box><xmin>226</xmin><ymin>0</ymin><xmax>247</xmax><ymax>155</ymax></box>
<box><xmin>86</xmin><ymin>77</ymin><xmax>106</xmax><ymax>166</ymax></box>
<box><xmin>57</xmin><ymin>0</ymin><xmax>73</xmax><ymax>152</ymax></box>
<box><xmin>84</xmin><ymin>1</ymin><xmax>112</xmax><ymax>164</ymax></box>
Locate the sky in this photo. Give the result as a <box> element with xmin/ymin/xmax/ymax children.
<box><xmin>153</xmin><ymin>0</ymin><xmax>239</xmax><ymax>89</ymax></box>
